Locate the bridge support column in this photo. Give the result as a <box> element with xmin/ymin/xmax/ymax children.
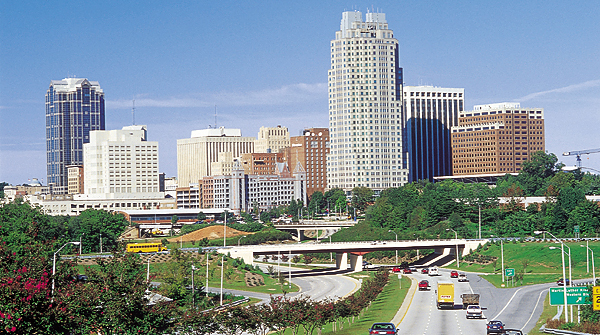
<box><xmin>349</xmin><ymin>254</ymin><xmax>363</xmax><ymax>272</ymax></box>
<box><xmin>335</xmin><ymin>252</ymin><xmax>348</xmax><ymax>270</ymax></box>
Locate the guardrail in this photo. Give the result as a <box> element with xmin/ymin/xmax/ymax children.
<box><xmin>202</xmin><ymin>297</ymin><xmax>250</xmax><ymax>313</ymax></box>
<box><xmin>541</xmin><ymin>326</ymin><xmax>591</xmax><ymax>335</ymax></box>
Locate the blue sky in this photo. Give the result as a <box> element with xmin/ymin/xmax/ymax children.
<box><xmin>1</xmin><ymin>1</ymin><xmax>599</xmax><ymax>184</ymax></box>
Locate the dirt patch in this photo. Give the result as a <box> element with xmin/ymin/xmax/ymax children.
<box><xmin>168</xmin><ymin>225</ymin><xmax>251</xmax><ymax>243</ymax></box>
<box><xmin>245</xmin><ymin>272</ymin><xmax>265</xmax><ymax>287</ymax></box>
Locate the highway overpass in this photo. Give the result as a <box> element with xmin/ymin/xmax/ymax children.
<box><xmin>219</xmin><ymin>239</ymin><xmax>486</xmax><ymax>272</ymax></box>
<box><xmin>272</xmin><ymin>220</ymin><xmax>356</xmax><ymax>240</ymax></box>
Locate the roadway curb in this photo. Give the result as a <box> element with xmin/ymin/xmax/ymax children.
<box><xmin>391</xmin><ymin>275</ymin><xmax>418</xmax><ymax>326</ymax></box>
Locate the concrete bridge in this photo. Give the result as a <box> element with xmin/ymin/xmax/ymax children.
<box><xmin>219</xmin><ymin>239</ymin><xmax>486</xmax><ymax>272</ymax></box>
<box><xmin>272</xmin><ymin>220</ymin><xmax>357</xmax><ymax>240</ymax></box>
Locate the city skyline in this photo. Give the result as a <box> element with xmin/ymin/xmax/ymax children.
<box><xmin>1</xmin><ymin>1</ymin><xmax>599</xmax><ymax>184</ymax></box>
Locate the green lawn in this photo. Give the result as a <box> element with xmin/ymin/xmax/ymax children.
<box><xmin>446</xmin><ymin>240</ymin><xmax>599</xmax><ymax>287</ymax></box>
<box><xmin>280</xmin><ymin>275</ymin><xmax>411</xmax><ymax>335</ymax></box>
<box><xmin>528</xmin><ymin>294</ymin><xmax>557</xmax><ymax>335</ymax></box>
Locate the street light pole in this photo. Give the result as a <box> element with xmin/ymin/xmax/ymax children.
<box><xmin>536</xmin><ymin>230</ymin><xmax>568</xmax><ymax>322</ymax></box>
<box><xmin>389</xmin><ymin>230</ymin><xmax>398</xmax><ymax>265</ymax></box>
<box><xmin>478</xmin><ymin>203</ymin><xmax>482</xmax><ymax>240</ymax></box>
<box><xmin>446</xmin><ymin>228</ymin><xmax>459</xmax><ymax>268</ymax></box>
<box><xmin>238</xmin><ymin>235</ymin><xmax>246</xmax><ymax>246</ymax></box>
<box><xmin>52</xmin><ymin>242</ymin><xmax>81</xmax><ymax>297</ymax></box>
<box><xmin>100</xmin><ymin>233</ymin><xmax>102</xmax><ymax>254</ymax></box>
<box><xmin>581</xmin><ymin>244</ymin><xmax>595</xmax><ymax>284</ymax></box>
<box><xmin>79</xmin><ymin>233</ymin><xmax>84</xmax><ymax>255</ymax></box>
<box><xmin>146</xmin><ymin>253</ymin><xmax>158</xmax><ymax>283</ymax></box>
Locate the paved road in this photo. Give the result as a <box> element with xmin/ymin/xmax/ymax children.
<box><xmin>396</xmin><ymin>269</ymin><xmax>553</xmax><ymax>334</ymax></box>
<box><xmin>207</xmin><ymin>263</ymin><xmax>359</xmax><ymax>303</ymax></box>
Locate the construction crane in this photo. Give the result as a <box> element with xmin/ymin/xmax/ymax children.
<box><xmin>562</xmin><ymin>148</ymin><xmax>600</xmax><ymax>167</ymax></box>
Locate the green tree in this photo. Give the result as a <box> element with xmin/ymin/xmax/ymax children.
<box><xmin>171</xmin><ymin>214</ymin><xmax>179</xmax><ymax>225</ymax></box>
<box><xmin>68</xmin><ymin>209</ymin><xmax>129</xmax><ymax>253</ymax></box>
<box><xmin>0</xmin><ymin>181</ymin><xmax>8</xmax><ymax>198</ymax></box>
<box><xmin>196</xmin><ymin>211</ymin><xmax>206</xmax><ymax>221</ymax></box>
<box><xmin>351</xmin><ymin>186</ymin><xmax>373</xmax><ymax>212</ymax></box>
<box><xmin>308</xmin><ymin>191</ymin><xmax>325</xmax><ymax>214</ymax></box>
<box><xmin>518</xmin><ymin>151</ymin><xmax>561</xmax><ymax>196</ymax></box>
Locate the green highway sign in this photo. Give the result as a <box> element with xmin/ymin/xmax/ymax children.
<box><xmin>505</xmin><ymin>268</ymin><xmax>515</xmax><ymax>277</ymax></box>
<box><xmin>549</xmin><ymin>287</ymin><xmax>591</xmax><ymax>306</ymax></box>
<box><xmin>574</xmin><ymin>225</ymin><xmax>580</xmax><ymax>233</ymax></box>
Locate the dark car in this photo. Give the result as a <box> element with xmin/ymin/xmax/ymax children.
<box><xmin>450</xmin><ymin>270</ymin><xmax>459</xmax><ymax>278</ymax></box>
<box><xmin>369</xmin><ymin>322</ymin><xmax>398</xmax><ymax>334</ymax></box>
<box><xmin>421</xmin><ymin>268</ymin><xmax>429</xmax><ymax>274</ymax></box>
<box><xmin>402</xmin><ymin>268</ymin><xmax>412</xmax><ymax>274</ymax></box>
<box><xmin>557</xmin><ymin>278</ymin><xmax>571</xmax><ymax>286</ymax></box>
<box><xmin>487</xmin><ymin>320</ymin><xmax>505</xmax><ymax>334</ymax></box>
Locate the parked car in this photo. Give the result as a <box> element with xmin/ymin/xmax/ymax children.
<box><xmin>368</xmin><ymin>322</ymin><xmax>398</xmax><ymax>335</ymax></box>
<box><xmin>450</xmin><ymin>270</ymin><xmax>459</xmax><ymax>278</ymax></box>
<box><xmin>392</xmin><ymin>267</ymin><xmax>401</xmax><ymax>273</ymax></box>
<box><xmin>421</xmin><ymin>268</ymin><xmax>429</xmax><ymax>274</ymax></box>
<box><xmin>466</xmin><ymin>305</ymin><xmax>483</xmax><ymax>319</ymax></box>
<box><xmin>487</xmin><ymin>320</ymin><xmax>505</xmax><ymax>334</ymax></box>
<box><xmin>458</xmin><ymin>273</ymin><xmax>468</xmax><ymax>282</ymax></box>
<box><xmin>557</xmin><ymin>278</ymin><xmax>571</xmax><ymax>286</ymax></box>
<box><xmin>402</xmin><ymin>268</ymin><xmax>412</xmax><ymax>274</ymax></box>
<box><xmin>418</xmin><ymin>280</ymin><xmax>429</xmax><ymax>291</ymax></box>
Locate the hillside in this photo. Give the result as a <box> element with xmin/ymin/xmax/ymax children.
<box><xmin>168</xmin><ymin>225</ymin><xmax>251</xmax><ymax>242</ymax></box>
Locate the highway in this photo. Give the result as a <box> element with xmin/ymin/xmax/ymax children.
<box><xmin>207</xmin><ymin>263</ymin><xmax>359</xmax><ymax>303</ymax></box>
<box><xmin>396</xmin><ymin>269</ymin><xmax>551</xmax><ymax>334</ymax></box>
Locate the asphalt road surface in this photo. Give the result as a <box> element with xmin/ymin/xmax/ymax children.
<box><xmin>396</xmin><ymin>269</ymin><xmax>551</xmax><ymax>334</ymax></box>
<box><xmin>207</xmin><ymin>263</ymin><xmax>359</xmax><ymax>303</ymax></box>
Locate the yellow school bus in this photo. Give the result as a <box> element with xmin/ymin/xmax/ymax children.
<box><xmin>126</xmin><ymin>242</ymin><xmax>167</xmax><ymax>253</ymax></box>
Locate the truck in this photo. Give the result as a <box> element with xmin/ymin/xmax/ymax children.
<box><xmin>436</xmin><ymin>282</ymin><xmax>454</xmax><ymax>309</ymax></box>
<box><xmin>460</xmin><ymin>293</ymin><xmax>480</xmax><ymax>309</ymax></box>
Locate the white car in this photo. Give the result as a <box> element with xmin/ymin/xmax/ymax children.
<box><xmin>466</xmin><ymin>305</ymin><xmax>483</xmax><ymax>319</ymax></box>
<box><xmin>458</xmin><ymin>273</ymin><xmax>468</xmax><ymax>282</ymax></box>
<box><xmin>428</xmin><ymin>267</ymin><xmax>439</xmax><ymax>276</ymax></box>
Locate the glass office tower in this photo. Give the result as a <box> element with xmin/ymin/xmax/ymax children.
<box><xmin>46</xmin><ymin>78</ymin><xmax>105</xmax><ymax>190</ymax></box>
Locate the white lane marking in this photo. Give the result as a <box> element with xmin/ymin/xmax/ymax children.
<box><xmin>520</xmin><ymin>289</ymin><xmax>545</xmax><ymax>331</ymax></box>
<box><xmin>493</xmin><ymin>287</ymin><xmax>525</xmax><ymax>320</ymax></box>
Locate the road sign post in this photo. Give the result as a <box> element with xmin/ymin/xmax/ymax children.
<box><xmin>505</xmin><ymin>268</ymin><xmax>515</xmax><ymax>277</ymax></box>
<box><xmin>550</xmin><ymin>287</ymin><xmax>591</xmax><ymax>306</ymax></box>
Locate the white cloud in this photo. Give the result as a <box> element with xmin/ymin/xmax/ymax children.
<box><xmin>107</xmin><ymin>83</ymin><xmax>327</xmax><ymax>109</ymax></box>
<box><xmin>518</xmin><ymin>79</ymin><xmax>600</xmax><ymax>102</ymax></box>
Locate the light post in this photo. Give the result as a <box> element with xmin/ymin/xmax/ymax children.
<box><xmin>238</xmin><ymin>235</ymin><xmax>246</xmax><ymax>246</ymax></box>
<box><xmin>446</xmin><ymin>228</ymin><xmax>459</xmax><ymax>268</ymax></box>
<box><xmin>535</xmin><ymin>230</ymin><xmax>568</xmax><ymax>322</ymax></box>
<box><xmin>146</xmin><ymin>253</ymin><xmax>158</xmax><ymax>283</ymax></box>
<box><xmin>491</xmin><ymin>235</ymin><xmax>505</xmax><ymax>282</ymax></box>
<box><xmin>550</xmin><ymin>244</ymin><xmax>572</xmax><ymax>323</ymax></box>
<box><xmin>52</xmin><ymin>242</ymin><xmax>81</xmax><ymax>297</ymax></box>
<box><xmin>478</xmin><ymin>203</ymin><xmax>482</xmax><ymax>240</ymax></box>
<box><xmin>220</xmin><ymin>210</ymin><xmax>227</xmax><ymax>305</ymax></box>
<box><xmin>414</xmin><ymin>234</ymin><xmax>420</xmax><ymax>259</ymax></box>
<box><xmin>389</xmin><ymin>230</ymin><xmax>398</xmax><ymax>265</ymax></box>
<box><xmin>79</xmin><ymin>233</ymin><xmax>84</xmax><ymax>255</ymax></box>
<box><xmin>99</xmin><ymin>233</ymin><xmax>102</xmax><ymax>254</ymax></box>
<box><xmin>191</xmin><ymin>264</ymin><xmax>197</xmax><ymax>308</ymax></box>
<box><xmin>206</xmin><ymin>253</ymin><xmax>209</xmax><ymax>297</ymax></box>
<box><xmin>581</xmin><ymin>244</ymin><xmax>595</xmax><ymax>284</ymax></box>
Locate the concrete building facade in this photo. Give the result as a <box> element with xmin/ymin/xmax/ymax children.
<box><xmin>46</xmin><ymin>78</ymin><xmax>105</xmax><ymax>190</ymax></box>
<box><xmin>240</xmin><ymin>152</ymin><xmax>285</xmax><ymax>175</ymax></box>
<box><xmin>403</xmin><ymin>86</ymin><xmax>465</xmax><ymax>182</ymax></box>
<box><xmin>285</xmin><ymin>128</ymin><xmax>330</xmax><ymax>197</ymax></box>
<box><xmin>83</xmin><ymin>125</ymin><xmax>161</xmax><ymax>199</ymax></box>
<box><xmin>451</xmin><ymin>102</ymin><xmax>545</xmax><ymax>175</ymax></box>
<box><xmin>67</xmin><ymin>165</ymin><xmax>84</xmax><ymax>195</ymax></box>
<box><xmin>255</xmin><ymin>125</ymin><xmax>290</xmax><ymax>153</ymax></box>
<box><xmin>177</xmin><ymin>127</ymin><xmax>255</xmax><ymax>186</ymax></box>
<box><xmin>327</xmin><ymin>11</ymin><xmax>407</xmax><ymax>195</ymax></box>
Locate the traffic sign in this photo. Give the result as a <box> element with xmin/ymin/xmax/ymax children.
<box><xmin>593</xmin><ymin>286</ymin><xmax>600</xmax><ymax>311</ymax></box>
<box><xmin>574</xmin><ymin>225</ymin><xmax>580</xmax><ymax>233</ymax></box>
<box><xmin>505</xmin><ymin>268</ymin><xmax>515</xmax><ymax>277</ymax></box>
<box><xmin>549</xmin><ymin>287</ymin><xmax>591</xmax><ymax>306</ymax></box>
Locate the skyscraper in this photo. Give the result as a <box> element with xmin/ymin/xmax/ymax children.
<box><xmin>46</xmin><ymin>78</ymin><xmax>105</xmax><ymax>191</ymax></box>
<box><xmin>327</xmin><ymin>11</ymin><xmax>408</xmax><ymax>195</ymax></box>
<box><xmin>451</xmin><ymin>102</ymin><xmax>545</xmax><ymax>175</ymax></box>
<box><xmin>402</xmin><ymin>86</ymin><xmax>464</xmax><ymax>182</ymax></box>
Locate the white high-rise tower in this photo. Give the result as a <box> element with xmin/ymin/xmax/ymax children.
<box><xmin>327</xmin><ymin>11</ymin><xmax>408</xmax><ymax>195</ymax></box>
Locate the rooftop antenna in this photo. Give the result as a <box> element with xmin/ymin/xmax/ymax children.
<box><xmin>132</xmin><ymin>96</ymin><xmax>136</xmax><ymax>125</ymax></box>
<box><xmin>214</xmin><ymin>105</ymin><xmax>218</xmax><ymax>128</ymax></box>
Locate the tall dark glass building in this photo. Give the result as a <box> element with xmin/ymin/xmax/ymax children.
<box><xmin>402</xmin><ymin>86</ymin><xmax>464</xmax><ymax>183</ymax></box>
<box><xmin>46</xmin><ymin>78</ymin><xmax>105</xmax><ymax>190</ymax></box>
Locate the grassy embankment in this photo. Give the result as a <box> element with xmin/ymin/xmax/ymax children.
<box><xmin>445</xmin><ymin>240</ymin><xmax>600</xmax><ymax>287</ymax></box>
<box><xmin>282</xmin><ymin>274</ymin><xmax>411</xmax><ymax>335</ymax></box>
